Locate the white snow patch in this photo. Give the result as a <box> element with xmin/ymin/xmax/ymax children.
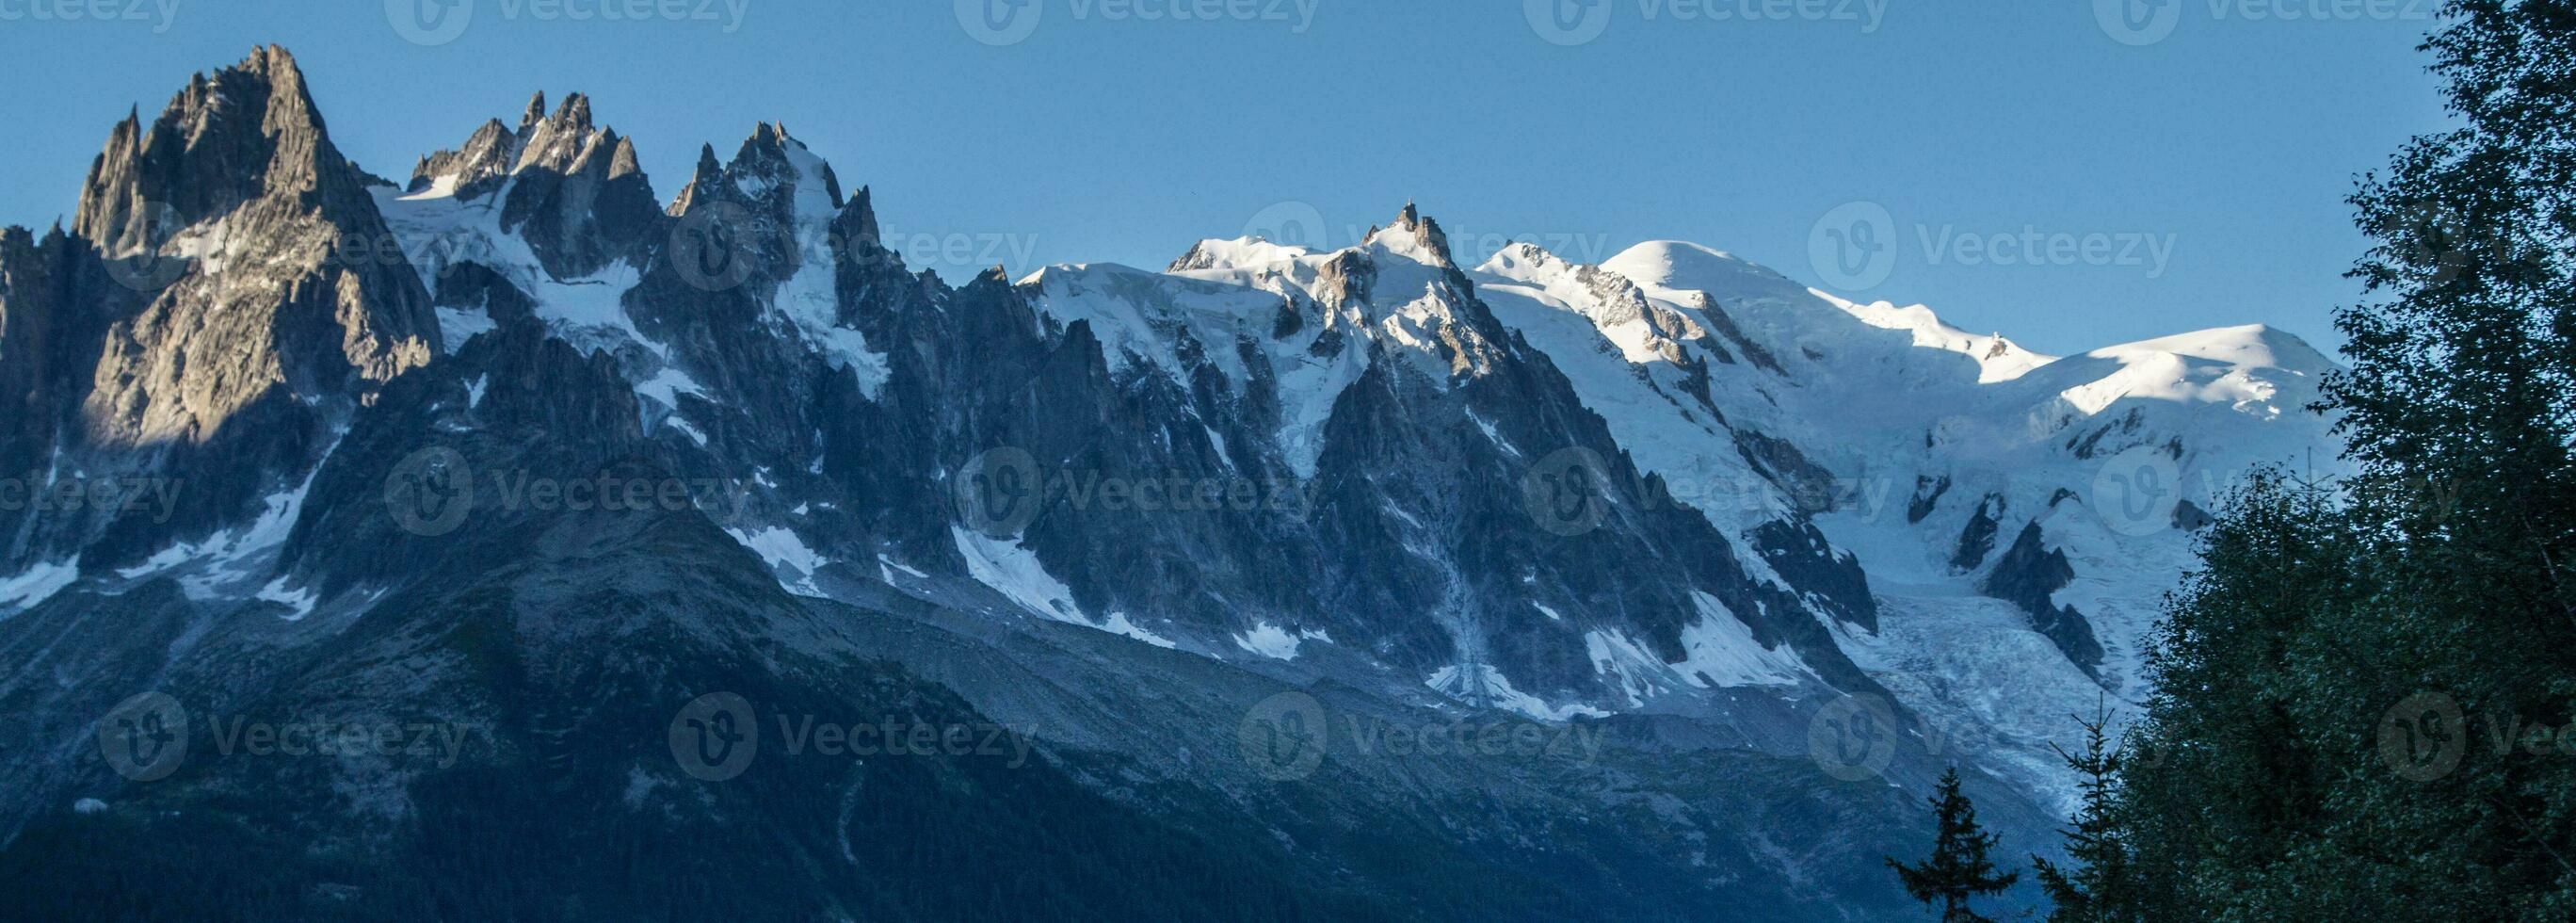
<box><xmin>1233</xmin><ymin>623</ymin><xmax>1303</xmax><ymax>660</ymax></box>
<box><xmin>1102</xmin><ymin>611</ymin><xmax>1179</xmax><ymax>649</ymax></box>
<box><xmin>1425</xmin><ymin>664</ymin><xmax>1611</xmax><ymax>722</ymax></box>
<box><xmin>256</xmin><ymin>576</ymin><xmax>318</xmax><ymax>621</ymax></box>
<box><xmin>1674</xmin><ymin>591</ymin><xmax>1807</xmax><ymax>688</ymax></box>
<box><xmin>1586</xmin><ymin>628</ymin><xmax>1676</xmax><ymax>706</ymax></box>
<box><xmin>0</xmin><ymin>559</ymin><xmax>80</xmax><ymax>610</ymax></box>
<box><xmin>120</xmin><ymin>467</ymin><xmax>322</xmax><ymax>601</ymax></box>
<box><xmin>876</xmin><ymin>555</ymin><xmax>927</xmax><ymax>579</ymax></box>
<box><xmin>950</xmin><ymin>526</ymin><xmax>1087</xmax><ymax>623</ymax></box>
<box><xmin>435</xmin><ymin>306</ymin><xmax>497</xmax><ymax>352</ymax></box>
<box><xmin>727</xmin><ymin>526</ymin><xmax>829</xmax><ymax>597</ymax></box>
<box><xmin>635</xmin><ymin>366</ymin><xmax>704</xmax><ymax>409</ymax></box>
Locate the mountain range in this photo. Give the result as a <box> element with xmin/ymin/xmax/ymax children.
<box><xmin>0</xmin><ymin>46</ymin><xmax>2340</xmax><ymax>920</ymax></box>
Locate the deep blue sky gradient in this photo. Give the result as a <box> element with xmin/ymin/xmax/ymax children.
<box><xmin>0</xmin><ymin>0</ymin><xmax>2450</xmax><ymax>354</ymax></box>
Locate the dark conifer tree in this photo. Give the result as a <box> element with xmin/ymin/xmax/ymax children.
<box><xmin>2095</xmin><ymin>2</ymin><xmax>2576</xmax><ymax>918</ymax></box>
<box><xmin>1888</xmin><ymin>768</ymin><xmax>2020</xmax><ymax>922</ymax></box>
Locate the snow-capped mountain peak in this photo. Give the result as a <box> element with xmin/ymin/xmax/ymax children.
<box><xmin>1167</xmin><ymin>235</ymin><xmax>1314</xmax><ymax>272</ymax></box>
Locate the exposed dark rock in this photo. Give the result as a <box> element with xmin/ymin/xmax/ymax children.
<box><xmin>1908</xmin><ymin>474</ymin><xmax>1951</xmax><ymax>524</ymax></box>
<box><xmin>1951</xmin><ymin>494</ymin><xmax>2002</xmax><ymax>572</ymax></box>
<box><xmin>1979</xmin><ymin>521</ymin><xmax>2105</xmax><ymax>674</ymax></box>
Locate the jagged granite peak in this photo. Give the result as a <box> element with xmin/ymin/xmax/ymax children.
<box><xmin>408</xmin><ymin>118</ymin><xmax>518</xmax><ymax>197</ymax></box>
<box><xmin>517</xmin><ymin>89</ymin><xmax>547</xmax><ymax>137</ymax></box>
<box><xmin>835</xmin><ymin>184</ymin><xmax>880</xmax><ymax>249</ymax></box>
<box><xmin>725</xmin><ymin>121</ymin><xmax>843</xmax><ymax>210</ymax></box>
<box><xmin>2</xmin><ymin>44</ymin><xmax>440</xmax><ymax>575</ymax></box>
<box><xmin>397</xmin><ymin>88</ymin><xmax>663</xmax><ymax>279</ymax></box>
<box><xmin>0</xmin><ymin>48</ymin><xmax>2348</xmax><ymax>918</ymax></box>
<box><xmin>605</xmin><ymin>133</ymin><xmax>643</xmax><ymax>180</ymax></box>
<box><xmin>1363</xmin><ymin>200</ymin><xmax>1457</xmax><ymax>270</ymax></box>
<box><xmin>512</xmin><ymin>91</ymin><xmax>600</xmax><ymax>175</ymax></box>
<box><xmin>73</xmin><ymin>45</ymin><xmax>360</xmax><ymax>255</ymax></box>
<box><xmin>667</xmin><ymin>143</ymin><xmax>730</xmax><ymax>217</ymax></box>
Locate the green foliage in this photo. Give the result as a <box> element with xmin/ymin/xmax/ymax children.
<box><xmin>1888</xmin><ymin>768</ymin><xmax>2020</xmax><ymax>922</ymax></box>
<box><xmin>2033</xmin><ymin>701</ymin><xmax>2139</xmax><ymax>922</ymax></box>
<box><xmin>2082</xmin><ymin>2</ymin><xmax>2576</xmax><ymax>919</ymax></box>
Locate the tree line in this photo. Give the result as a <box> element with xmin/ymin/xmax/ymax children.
<box><xmin>1889</xmin><ymin>2</ymin><xmax>2576</xmax><ymax>918</ymax></box>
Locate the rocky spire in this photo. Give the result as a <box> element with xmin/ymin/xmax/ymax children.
<box><xmin>73</xmin><ymin>44</ymin><xmax>359</xmax><ymax>255</ymax></box>
<box><xmin>410</xmin><ymin>118</ymin><xmax>519</xmax><ymax>195</ymax></box>
<box><xmin>607</xmin><ymin>134</ymin><xmax>644</xmax><ymax>181</ymax></box>
<box><xmin>513</xmin><ymin>91</ymin><xmax>602</xmax><ymax>174</ymax></box>
<box><xmin>518</xmin><ymin>90</ymin><xmax>547</xmax><ymax>139</ymax></box>
<box><xmin>457</xmin><ymin>91</ymin><xmax>665</xmax><ymax>279</ymax></box>
<box><xmin>835</xmin><ymin>185</ymin><xmax>880</xmax><ymax>250</ymax></box>
<box><xmin>1364</xmin><ymin>201</ymin><xmax>1457</xmax><ymax>270</ymax></box>
<box><xmin>668</xmin><ymin>143</ymin><xmax>731</xmax><ymax>217</ymax></box>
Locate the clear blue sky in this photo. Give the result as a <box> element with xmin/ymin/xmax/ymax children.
<box><xmin>0</xmin><ymin>0</ymin><xmax>2447</xmax><ymax>355</ymax></box>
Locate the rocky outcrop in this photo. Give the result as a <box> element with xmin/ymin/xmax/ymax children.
<box><xmin>5</xmin><ymin>46</ymin><xmax>437</xmax><ymax>569</ymax></box>
<box><xmin>1981</xmin><ymin>521</ymin><xmax>2106</xmax><ymax>675</ymax></box>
